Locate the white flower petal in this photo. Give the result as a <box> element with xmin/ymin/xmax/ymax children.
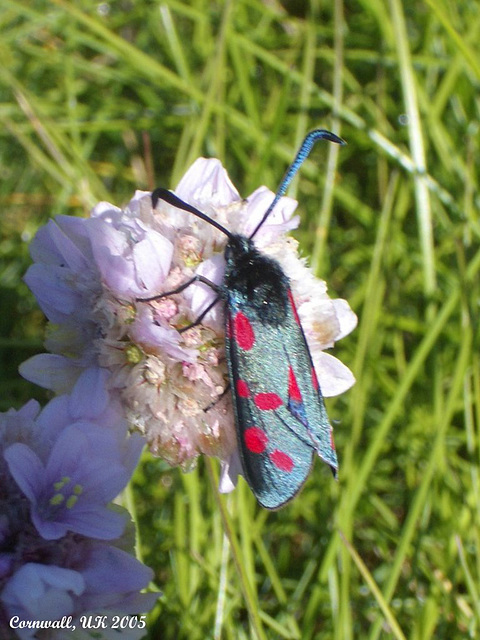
<box><xmin>219</xmin><ymin>450</ymin><xmax>243</xmax><ymax>493</ymax></box>
<box><xmin>130</xmin><ymin>306</ymin><xmax>196</xmax><ymax>362</ymax></box>
<box><xmin>184</xmin><ymin>255</ymin><xmax>226</xmax><ymax>330</ymax></box>
<box><xmin>126</xmin><ymin>189</ymin><xmax>152</xmax><ymax>212</ymax></box>
<box><xmin>313</xmin><ymin>352</ymin><xmax>356</xmax><ymax>397</ymax></box>
<box><xmin>132</xmin><ymin>231</ymin><xmax>173</xmax><ymax>293</ymax></box>
<box><xmin>90</xmin><ymin>201</ymin><xmax>122</xmax><ymax>219</ymax></box>
<box><xmin>175</xmin><ymin>158</ymin><xmax>240</xmax><ymax>208</ymax></box>
<box><xmin>332</xmin><ymin>298</ymin><xmax>358</xmax><ymax>340</ymax></box>
<box><xmin>243</xmin><ymin>187</ymin><xmax>299</xmax><ymax>244</ymax></box>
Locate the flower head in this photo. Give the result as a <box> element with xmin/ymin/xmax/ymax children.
<box><xmin>3</xmin><ymin>369</ymin><xmax>142</xmax><ymax>541</ymax></box>
<box><xmin>1</xmin><ymin>544</ymin><xmax>157</xmax><ymax>640</ymax></box>
<box><xmin>21</xmin><ymin>157</ymin><xmax>356</xmax><ymax>479</ymax></box>
<box><xmin>0</xmin><ymin>376</ymin><xmax>156</xmax><ymax>638</ymax></box>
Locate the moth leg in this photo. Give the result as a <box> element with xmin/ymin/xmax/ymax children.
<box><xmin>136</xmin><ymin>274</ymin><xmax>221</xmax><ymax>303</ymax></box>
<box><xmin>136</xmin><ymin>275</ymin><xmax>222</xmax><ymax>333</ymax></box>
<box><xmin>179</xmin><ymin>296</ymin><xmax>222</xmax><ymax>332</ymax></box>
<box><xmin>203</xmin><ymin>383</ymin><xmax>231</xmax><ymax>412</ymax></box>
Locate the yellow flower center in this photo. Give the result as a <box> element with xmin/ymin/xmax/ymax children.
<box><xmin>125</xmin><ymin>343</ymin><xmax>144</xmax><ymax>364</ymax></box>
<box><xmin>49</xmin><ymin>476</ymin><xmax>84</xmax><ymax>510</ymax></box>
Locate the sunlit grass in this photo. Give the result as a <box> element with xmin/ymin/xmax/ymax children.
<box><xmin>1</xmin><ymin>0</ymin><xmax>479</xmax><ymax>638</ymax></box>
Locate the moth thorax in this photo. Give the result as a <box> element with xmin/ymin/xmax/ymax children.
<box><xmin>224</xmin><ymin>235</ymin><xmax>290</xmax><ymax>326</ymax></box>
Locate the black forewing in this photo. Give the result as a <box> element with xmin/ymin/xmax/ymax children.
<box><xmin>225</xmin><ymin>287</ymin><xmax>337</xmax><ymax>510</ymax></box>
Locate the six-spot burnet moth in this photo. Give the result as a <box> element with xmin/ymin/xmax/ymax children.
<box><xmin>145</xmin><ymin>130</ymin><xmax>345</xmax><ymax>509</ymax></box>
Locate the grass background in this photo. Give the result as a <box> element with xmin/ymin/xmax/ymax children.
<box><xmin>1</xmin><ymin>0</ymin><xmax>479</xmax><ymax>638</ymax></box>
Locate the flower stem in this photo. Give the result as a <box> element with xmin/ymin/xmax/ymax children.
<box><xmin>205</xmin><ymin>458</ymin><xmax>267</xmax><ymax>640</ymax></box>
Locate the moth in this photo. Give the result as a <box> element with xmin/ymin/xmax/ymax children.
<box><xmin>146</xmin><ymin>130</ymin><xmax>345</xmax><ymax>509</ymax></box>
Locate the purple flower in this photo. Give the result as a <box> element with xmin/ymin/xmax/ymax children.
<box><xmin>1</xmin><ymin>542</ymin><xmax>157</xmax><ymax>639</ymax></box>
<box><xmin>73</xmin><ymin>542</ymin><xmax>157</xmax><ymax>614</ymax></box>
<box><xmin>19</xmin><ymin>354</ymin><xmax>83</xmax><ymax>395</ymax></box>
<box><xmin>1</xmin><ymin>564</ymin><xmax>84</xmax><ymax>633</ymax></box>
<box><xmin>21</xmin><ymin>217</ymin><xmax>103</xmax><ymax>395</ymax></box>
<box><xmin>3</xmin><ymin>369</ymin><xmax>142</xmax><ymax>541</ymax></box>
<box><xmin>5</xmin><ymin>428</ymin><xmax>127</xmax><ymax>541</ymax></box>
<box><xmin>129</xmin><ymin>305</ymin><xmax>195</xmax><ymax>362</ymax></box>
<box><xmin>0</xmin><ymin>378</ymin><xmax>157</xmax><ymax>638</ymax></box>
<box><xmin>87</xmin><ymin>199</ymin><xmax>174</xmax><ymax>298</ymax></box>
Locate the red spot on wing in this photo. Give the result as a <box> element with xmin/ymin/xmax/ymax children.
<box><xmin>288</xmin><ymin>289</ymin><xmax>301</xmax><ymax>325</ymax></box>
<box><xmin>234</xmin><ymin>312</ymin><xmax>255</xmax><ymax>350</ymax></box>
<box><xmin>311</xmin><ymin>367</ymin><xmax>319</xmax><ymax>391</ymax></box>
<box><xmin>270</xmin><ymin>449</ymin><xmax>294</xmax><ymax>472</ymax></box>
<box><xmin>244</xmin><ymin>427</ymin><xmax>268</xmax><ymax>453</ymax></box>
<box><xmin>237</xmin><ymin>379</ymin><xmax>250</xmax><ymax>398</ymax></box>
<box><xmin>288</xmin><ymin>366</ymin><xmax>302</xmax><ymax>403</ymax></box>
<box><xmin>254</xmin><ymin>393</ymin><xmax>283</xmax><ymax>411</ymax></box>
<box><xmin>330</xmin><ymin>430</ymin><xmax>336</xmax><ymax>451</ymax></box>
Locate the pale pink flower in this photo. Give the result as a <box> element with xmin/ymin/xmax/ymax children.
<box><xmin>21</xmin><ymin>156</ymin><xmax>356</xmax><ymax>481</ymax></box>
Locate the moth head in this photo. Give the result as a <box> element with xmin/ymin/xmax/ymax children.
<box><xmin>224</xmin><ymin>234</ymin><xmax>255</xmax><ymax>264</ymax></box>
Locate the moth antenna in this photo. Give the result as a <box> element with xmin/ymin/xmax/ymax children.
<box><xmin>152</xmin><ymin>187</ymin><xmax>235</xmax><ymax>240</ymax></box>
<box><xmin>249</xmin><ymin>129</ymin><xmax>346</xmax><ymax>240</ymax></box>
